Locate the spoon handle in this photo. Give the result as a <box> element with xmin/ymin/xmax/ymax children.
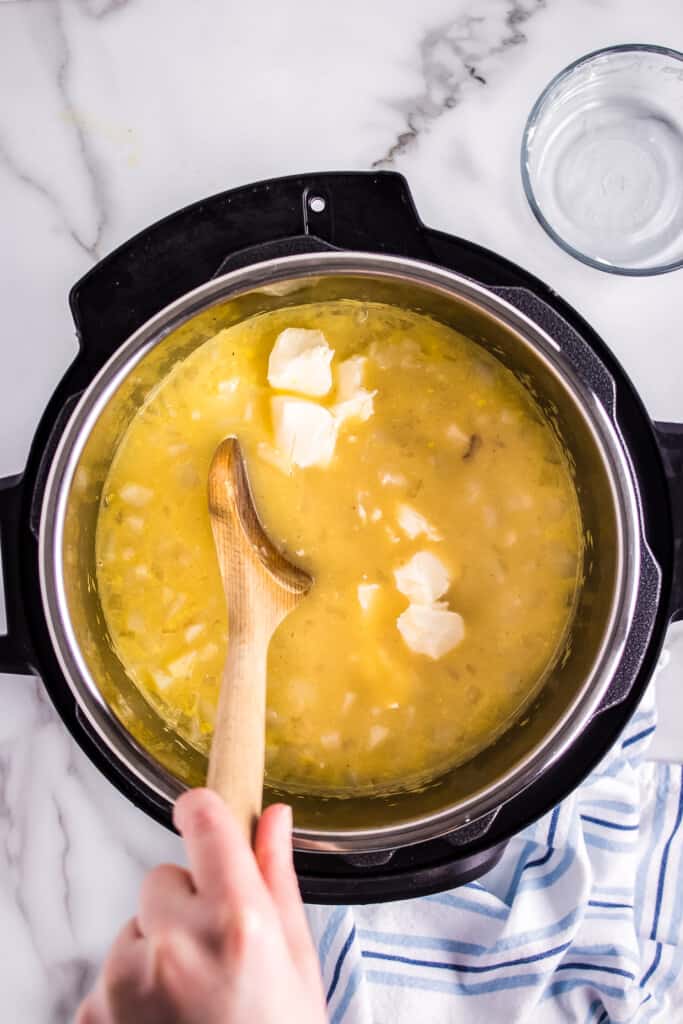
<box><xmin>206</xmin><ymin>618</ymin><xmax>269</xmax><ymax>844</ymax></box>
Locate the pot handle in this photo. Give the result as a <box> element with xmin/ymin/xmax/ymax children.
<box><xmin>0</xmin><ymin>475</ymin><xmax>34</xmax><ymax>675</ymax></box>
<box><xmin>212</xmin><ymin>233</ymin><xmax>338</xmax><ymax>278</ymax></box>
<box><xmin>655</xmin><ymin>421</ymin><xmax>683</xmax><ymax>621</ymax></box>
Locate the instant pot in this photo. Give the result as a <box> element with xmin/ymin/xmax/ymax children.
<box><xmin>2</xmin><ymin>172</ymin><xmax>682</xmax><ymax>903</ymax></box>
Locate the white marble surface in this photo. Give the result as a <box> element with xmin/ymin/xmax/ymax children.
<box><xmin>1</xmin><ymin>0</ymin><xmax>682</xmax><ymax>1019</ymax></box>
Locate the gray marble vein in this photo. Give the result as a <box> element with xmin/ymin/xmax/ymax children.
<box><xmin>0</xmin><ymin>0</ymin><xmax>108</xmax><ymax>261</ymax></box>
<box><xmin>50</xmin><ymin>0</ymin><xmax>108</xmax><ymax>259</ymax></box>
<box><xmin>374</xmin><ymin>0</ymin><xmax>547</xmax><ymax>167</ymax></box>
<box><xmin>1</xmin><ymin>0</ymin><xmax>683</xmax><ymax>1019</ymax></box>
<box><xmin>74</xmin><ymin>0</ymin><xmax>130</xmax><ymax>20</ymax></box>
<box><xmin>0</xmin><ymin>137</ymin><xmax>98</xmax><ymax>260</ymax></box>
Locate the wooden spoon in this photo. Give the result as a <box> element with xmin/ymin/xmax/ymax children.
<box><xmin>207</xmin><ymin>436</ymin><xmax>312</xmax><ymax>843</ymax></box>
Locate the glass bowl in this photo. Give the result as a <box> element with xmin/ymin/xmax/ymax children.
<box><xmin>521</xmin><ymin>44</ymin><xmax>683</xmax><ymax>275</ymax></box>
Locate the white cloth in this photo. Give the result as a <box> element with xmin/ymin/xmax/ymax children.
<box><xmin>306</xmin><ymin>683</ymin><xmax>683</xmax><ymax>1023</ymax></box>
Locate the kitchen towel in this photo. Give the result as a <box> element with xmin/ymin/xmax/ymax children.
<box><xmin>306</xmin><ymin>667</ymin><xmax>683</xmax><ymax>1024</ymax></box>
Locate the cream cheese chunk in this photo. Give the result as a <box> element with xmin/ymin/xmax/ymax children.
<box><xmin>397</xmin><ymin>603</ymin><xmax>465</xmax><ymax>659</ymax></box>
<box><xmin>394</xmin><ymin>551</ymin><xmax>450</xmax><ymax>604</ymax></box>
<box><xmin>332</xmin><ymin>355</ymin><xmax>376</xmax><ymax>425</ymax></box>
<box><xmin>271</xmin><ymin>396</ymin><xmax>338</xmax><ymax>469</ymax></box>
<box><xmin>267</xmin><ymin>328</ymin><xmax>334</xmax><ymax>396</ymax></box>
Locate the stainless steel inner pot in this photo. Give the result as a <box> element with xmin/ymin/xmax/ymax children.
<box><xmin>39</xmin><ymin>252</ymin><xmax>643</xmax><ymax>852</ymax></box>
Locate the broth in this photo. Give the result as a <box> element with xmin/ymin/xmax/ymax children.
<box><xmin>96</xmin><ymin>300</ymin><xmax>582</xmax><ymax>796</ymax></box>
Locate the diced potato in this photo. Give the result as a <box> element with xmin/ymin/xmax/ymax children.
<box><xmin>321</xmin><ymin>732</ymin><xmax>341</xmax><ymax>750</ymax></box>
<box><xmin>127</xmin><ymin>611</ymin><xmax>145</xmax><ymax>633</ymax></box>
<box><xmin>397</xmin><ymin>604</ymin><xmax>465</xmax><ymax>659</ymax></box>
<box><xmin>341</xmin><ymin>691</ymin><xmax>357</xmax><ymax>714</ymax></box>
<box><xmin>394</xmin><ymin>551</ymin><xmax>450</xmax><ymax>604</ymax></box>
<box><xmin>380</xmin><ymin>471</ymin><xmax>407</xmax><ymax>487</ymax></box>
<box><xmin>397</xmin><ymin>504</ymin><xmax>442</xmax><ymax>541</ymax></box>
<box><xmin>357</xmin><ymin>582</ymin><xmax>380</xmax><ymax>612</ymax></box>
<box><xmin>198</xmin><ymin>642</ymin><xmax>219</xmax><ymax>662</ymax></box>
<box><xmin>168</xmin><ymin>651</ymin><xmax>197</xmax><ymax>679</ymax></box>
<box><xmin>368</xmin><ymin>724</ymin><xmax>389</xmax><ymax>749</ymax></box>
<box><xmin>271</xmin><ymin>397</ymin><xmax>338</xmax><ymax>469</ymax></box>
<box><xmin>184</xmin><ymin>623</ymin><xmax>206</xmax><ymax>643</ymax></box>
<box><xmin>176</xmin><ymin>463</ymin><xmax>200</xmax><ymax>488</ymax></box>
<box><xmin>125</xmin><ymin>516</ymin><xmax>145</xmax><ymax>533</ymax></box>
<box><xmin>483</xmin><ymin>505</ymin><xmax>497</xmax><ymax>528</ymax></box>
<box><xmin>120</xmin><ymin>483</ymin><xmax>153</xmax><ymax>507</ymax></box>
<box><xmin>446</xmin><ymin>422</ymin><xmax>469</xmax><ymax>448</ymax></box>
<box><xmin>166</xmin><ymin>593</ymin><xmax>187</xmax><ymax>619</ymax></box>
<box><xmin>268</xmin><ymin>328</ymin><xmax>334</xmax><ymax>396</ymax></box>
<box><xmin>151</xmin><ymin>669</ymin><xmax>173</xmax><ymax>692</ymax></box>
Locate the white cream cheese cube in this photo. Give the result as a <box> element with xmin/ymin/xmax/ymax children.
<box><xmin>397</xmin><ymin>604</ymin><xmax>465</xmax><ymax>659</ymax></box>
<box><xmin>332</xmin><ymin>355</ymin><xmax>376</xmax><ymax>425</ymax></box>
<box><xmin>267</xmin><ymin>328</ymin><xmax>334</xmax><ymax>396</ymax></box>
<box><xmin>336</xmin><ymin>355</ymin><xmax>367</xmax><ymax>399</ymax></box>
<box><xmin>271</xmin><ymin>396</ymin><xmax>338</xmax><ymax>469</ymax></box>
<box><xmin>394</xmin><ymin>551</ymin><xmax>450</xmax><ymax>604</ymax></box>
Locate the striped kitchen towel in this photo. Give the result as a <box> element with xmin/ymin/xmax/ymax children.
<box><xmin>306</xmin><ymin>670</ymin><xmax>683</xmax><ymax>1023</ymax></box>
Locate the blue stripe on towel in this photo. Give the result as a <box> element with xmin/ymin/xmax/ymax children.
<box><xmin>366</xmin><ymin>968</ymin><xmax>544</xmax><ymax>998</ymax></box>
<box><xmin>319</xmin><ymin>906</ymin><xmax>346</xmax><ymax>970</ymax></box>
<box><xmin>580</xmin><ymin>814</ymin><xmax>639</xmax><ymax>831</ymax></box>
<box><xmin>311</xmin><ymin>695</ymin><xmax>683</xmax><ymax>1024</ymax></box>
<box><xmin>650</xmin><ymin>770</ymin><xmax>683</xmax><ymax>939</ymax></box>
<box><xmin>622</xmin><ymin>725</ymin><xmax>656</xmax><ymax>748</ymax></box>
<box><xmin>330</xmin><ymin>964</ymin><xmax>362</xmax><ymax>1024</ymax></box>
<box><xmin>361</xmin><ymin>940</ymin><xmax>571</xmax><ymax>975</ymax></box>
<box><xmin>327</xmin><ymin>926</ymin><xmax>356</xmax><ymax>1004</ymax></box>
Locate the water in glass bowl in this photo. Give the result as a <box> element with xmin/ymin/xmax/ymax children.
<box><xmin>523</xmin><ymin>47</ymin><xmax>683</xmax><ymax>274</ymax></box>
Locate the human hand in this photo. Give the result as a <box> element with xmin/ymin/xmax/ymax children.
<box><xmin>76</xmin><ymin>789</ymin><xmax>327</xmax><ymax>1024</ymax></box>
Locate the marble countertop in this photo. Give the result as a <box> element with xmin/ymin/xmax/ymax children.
<box><xmin>1</xmin><ymin>0</ymin><xmax>682</xmax><ymax>1018</ymax></box>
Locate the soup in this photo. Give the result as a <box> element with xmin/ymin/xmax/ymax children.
<box><xmin>96</xmin><ymin>300</ymin><xmax>582</xmax><ymax>796</ymax></box>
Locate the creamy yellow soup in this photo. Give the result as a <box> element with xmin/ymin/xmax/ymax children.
<box><xmin>96</xmin><ymin>301</ymin><xmax>582</xmax><ymax>796</ymax></box>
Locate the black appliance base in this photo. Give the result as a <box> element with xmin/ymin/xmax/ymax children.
<box><xmin>1</xmin><ymin>171</ymin><xmax>676</xmax><ymax>903</ymax></box>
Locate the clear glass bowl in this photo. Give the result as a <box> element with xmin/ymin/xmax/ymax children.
<box><xmin>521</xmin><ymin>44</ymin><xmax>683</xmax><ymax>275</ymax></box>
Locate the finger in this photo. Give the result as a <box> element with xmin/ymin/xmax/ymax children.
<box><xmin>75</xmin><ymin>992</ymin><xmax>108</xmax><ymax>1024</ymax></box>
<box><xmin>174</xmin><ymin>788</ymin><xmax>269</xmax><ymax>908</ymax></box>
<box><xmin>137</xmin><ymin>864</ymin><xmax>196</xmax><ymax>938</ymax></box>
<box><xmin>98</xmin><ymin>918</ymin><xmax>152</xmax><ymax>1017</ymax></box>
<box><xmin>255</xmin><ymin>804</ymin><xmax>321</xmax><ymax>979</ymax></box>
